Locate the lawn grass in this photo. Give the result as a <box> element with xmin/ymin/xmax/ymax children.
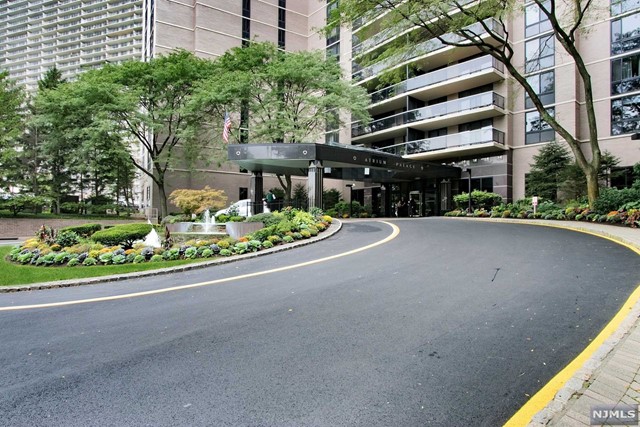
<box><xmin>0</xmin><ymin>246</ymin><xmax>216</xmax><ymax>287</ymax></box>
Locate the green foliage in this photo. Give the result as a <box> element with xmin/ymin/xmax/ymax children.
<box><xmin>247</xmin><ymin>212</ymin><xmax>283</xmax><ymax>227</ymax></box>
<box><xmin>283</xmin><ymin>235</ymin><xmax>294</xmax><ymax>243</ymax></box>
<box><xmin>184</xmin><ymin>247</ymin><xmax>198</xmax><ymax>259</ymax></box>
<box><xmin>60</xmin><ymin>223</ymin><xmax>102</xmax><ymax>237</ymax></box>
<box><xmin>0</xmin><ymin>195</ymin><xmax>48</xmax><ymax>216</ymax></box>
<box><xmin>133</xmin><ymin>255</ymin><xmax>146</xmax><ymax>264</ymax></box>
<box><xmin>525</xmin><ymin>141</ymin><xmax>571</xmax><ymax>203</ymax></box>
<box><xmin>453</xmin><ymin>191</ymin><xmax>502</xmax><ymax>210</ymax></box>
<box><xmin>219</xmin><ymin>249</ymin><xmax>232</xmax><ymax>257</ymax></box>
<box><xmin>201</xmin><ymin>248</ymin><xmax>214</xmax><ymax>258</ymax></box>
<box><xmin>323</xmin><ymin>188</ymin><xmax>341</xmax><ymax>210</ymax></box>
<box><xmin>55</xmin><ymin>230</ymin><xmax>80</xmax><ymax>247</ymax></box>
<box><xmin>593</xmin><ymin>187</ymin><xmax>640</xmax><ymax>214</ymax></box>
<box><xmin>91</xmin><ymin>223</ymin><xmax>152</xmax><ymax>248</ymax></box>
<box><xmin>334</xmin><ymin>201</ymin><xmax>364</xmax><ymax>217</ymax></box>
<box><xmin>262</xmin><ymin>240</ymin><xmax>274</xmax><ymax>249</ymax></box>
<box><xmin>150</xmin><ymin>255</ymin><xmax>163</xmax><ymax>262</ymax></box>
<box><xmin>99</xmin><ymin>252</ymin><xmax>114</xmax><ymax>264</ymax></box>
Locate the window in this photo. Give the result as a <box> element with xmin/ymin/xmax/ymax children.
<box><xmin>459</xmin><ymin>83</ymin><xmax>493</xmax><ymax>98</ymax></box>
<box><xmin>611</xmin><ymin>0</ymin><xmax>640</xmax><ymax>16</ymax></box>
<box><xmin>525</xmin><ymin>1</ymin><xmax>552</xmax><ymax>37</ymax></box>
<box><xmin>325</xmin><ymin>131</ymin><xmax>339</xmax><ymax>144</ymax></box>
<box><xmin>326</xmin><ymin>1</ymin><xmax>339</xmax><ymax>58</ymax></box>
<box><xmin>428</xmin><ymin>128</ymin><xmax>448</xmax><ymax>138</ymax></box>
<box><xmin>525</xmin><ymin>70</ymin><xmax>555</xmax><ymax>108</ymax></box>
<box><xmin>525</xmin><ymin>108</ymin><xmax>555</xmax><ymax>144</ymax></box>
<box><xmin>525</xmin><ymin>35</ymin><xmax>554</xmax><ymax>72</ymax></box>
<box><xmin>611</xmin><ymin>94</ymin><xmax>640</xmax><ymax>134</ymax></box>
<box><xmin>612</xmin><ymin>53</ymin><xmax>640</xmax><ymax>94</ymax></box>
<box><xmin>459</xmin><ymin>118</ymin><xmax>493</xmax><ymax>132</ymax></box>
<box><xmin>278</xmin><ymin>0</ymin><xmax>286</xmax><ymax>49</ymax></box>
<box><xmin>326</xmin><ymin>43</ymin><xmax>339</xmax><ymax>58</ymax></box>
<box><xmin>612</xmin><ymin>12</ymin><xmax>640</xmax><ymax>54</ymax></box>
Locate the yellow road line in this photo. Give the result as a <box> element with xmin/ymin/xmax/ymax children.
<box><xmin>0</xmin><ymin>221</ymin><xmax>400</xmax><ymax>312</ymax></box>
<box><xmin>504</xmin><ymin>223</ymin><xmax>640</xmax><ymax>426</ymax></box>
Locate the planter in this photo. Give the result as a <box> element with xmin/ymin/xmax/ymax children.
<box><xmin>225</xmin><ymin>222</ymin><xmax>264</xmax><ymax>239</ymax></box>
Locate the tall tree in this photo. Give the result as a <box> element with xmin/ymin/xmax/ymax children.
<box><xmin>329</xmin><ymin>0</ymin><xmax>603</xmax><ymax>206</ymax></box>
<box><xmin>190</xmin><ymin>42</ymin><xmax>370</xmax><ymax>200</ymax></box>
<box><xmin>525</xmin><ymin>140</ymin><xmax>570</xmax><ymax>202</ymax></box>
<box><xmin>0</xmin><ymin>71</ymin><xmax>26</xmax><ymax>191</ymax></box>
<box><xmin>73</xmin><ymin>50</ymin><xmax>217</xmax><ymax>218</ymax></box>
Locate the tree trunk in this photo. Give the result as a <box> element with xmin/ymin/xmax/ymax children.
<box><xmin>157</xmin><ymin>179</ymin><xmax>168</xmax><ymax>220</ymax></box>
<box><xmin>585</xmin><ymin>166</ymin><xmax>599</xmax><ymax>208</ymax></box>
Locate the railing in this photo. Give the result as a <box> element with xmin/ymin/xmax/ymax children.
<box><xmin>352</xmin><ymin>18</ymin><xmax>504</xmax><ymax>82</ymax></box>
<box><xmin>370</xmin><ymin>56</ymin><xmax>503</xmax><ymax>105</ymax></box>
<box><xmin>352</xmin><ymin>0</ymin><xmax>476</xmax><ymax>57</ymax></box>
<box><xmin>377</xmin><ymin>128</ymin><xmax>505</xmax><ymax>156</ymax></box>
<box><xmin>352</xmin><ymin>91</ymin><xmax>505</xmax><ymax>138</ymax></box>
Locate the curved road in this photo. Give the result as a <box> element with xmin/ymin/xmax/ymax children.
<box><xmin>0</xmin><ymin>219</ymin><xmax>639</xmax><ymax>426</ymax></box>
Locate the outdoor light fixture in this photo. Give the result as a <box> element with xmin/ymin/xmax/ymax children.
<box><xmin>345</xmin><ymin>183</ymin><xmax>354</xmax><ymax>218</ymax></box>
<box><xmin>465</xmin><ymin>168</ymin><xmax>472</xmax><ymax>213</ymax></box>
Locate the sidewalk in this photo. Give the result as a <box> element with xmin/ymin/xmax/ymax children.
<box><xmin>489</xmin><ymin>220</ymin><xmax>640</xmax><ymax>426</ymax></box>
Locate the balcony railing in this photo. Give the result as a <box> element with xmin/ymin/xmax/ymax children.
<box><xmin>377</xmin><ymin>128</ymin><xmax>505</xmax><ymax>156</ymax></box>
<box><xmin>352</xmin><ymin>18</ymin><xmax>504</xmax><ymax>82</ymax></box>
<box><xmin>352</xmin><ymin>0</ymin><xmax>475</xmax><ymax>57</ymax></box>
<box><xmin>352</xmin><ymin>91</ymin><xmax>505</xmax><ymax>138</ymax></box>
<box><xmin>370</xmin><ymin>56</ymin><xmax>503</xmax><ymax>105</ymax></box>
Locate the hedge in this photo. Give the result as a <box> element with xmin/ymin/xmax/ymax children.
<box><xmin>90</xmin><ymin>223</ymin><xmax>152</xmax><ymax>248</ymax></box>
<box><xmin>60</xmin><ymin>223</ymin><xmax>102</xmax><ymax>237</ymax></box>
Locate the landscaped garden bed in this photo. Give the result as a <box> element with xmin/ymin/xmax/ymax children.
<box><xmin>7</xmin><ymin>208</ymin><xmax>333</xmax><ymax>268</ymax></box>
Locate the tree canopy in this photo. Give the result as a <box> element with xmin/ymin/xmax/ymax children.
<box><xmin>190</xmin><ymin>42</ymin><xmax>371</xmax><ymax>199</ymax></box>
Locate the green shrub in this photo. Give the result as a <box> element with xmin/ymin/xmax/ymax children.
<box><xmin>267</xmin><ymin>235</ymin><xmax>282</xmax><ymax>244</ymax></box>
<box><xmin>40</xmin><ymin>253</ymin><xmax>56</xmax><ymax>265</ymax></box>
<box><xmin>150</xmin><ymin>254</ymin><xmax>163</xmax><ymax>262</ymax></box>
<box><xmin>54</xmin><ymin>252</ymin><xmax>69</xmax><ymax>265</ymax></box>
<box><xmin>217</xmin><ymin>240</ymin><xmax>230</xmax><ymax>249</ymax></box>
<box><xmin>276</xmin><ymin>220</ymin><xmax>295</xmax><ymax>235</ymax></box>
<box><xmin>300</xmin><ymin>230</ymin><xmax>311</xmax><ymax>238</ymax></box>
<box><xmin>219</xmin><ymin>249</ymin><xmax>232</xmax><ymax>256</ymax></box>
<box><xmin>262</xmin><ymin>240</ymin><xmax>274</xmax><ymax>249</ymax></box>
<box><xmin>133</xmin><ymin>255</ymin><xmax>145</xmax><ymax>263</ymax></box>
<box><xmin>83</xmin><ymin>257</ymin><xmax>98</xmax><ymax>266</ymax></box>
<box><xmin>112</xmin><ymin>254</ymin><xmax>126</xmax><ymax>264</ymax></box>
<box><xmin>233</xmin><ymin>242</ymin><xmax>249</xmax><ymax>254</ymax></box>
<box><xmin>229</xmin><ymin>215</ymin><xmax>245</xmax><ymax>222</ymax></box>
<box><xmin>283</xmin><ymin>235</ymin><xmax>294</xmax><ymax>243</ymax></box>
<box><xmin>67</xmin><ymin>258</ymin><xmax>80</xmax><ymax>267</ymax></box>
<box><xmin>60</xmin><ymin>223</ymin><xmax>102</xmax><ymax>238</ymax></box>
<box><xmin>201</xmin><ymin>248</ymin><xmax>214</xmax><ymax>258</ymax></box>
<box><xmin>247</xmin><ymin>212</ymin><xmax>282</xmax><ymax>227</ymax></box>
<box><xmin>99</xmin><ymin>252</ymin><xmax>114</xmax><ymax>264</ymax></box>
<box><xmin>17</xmin><ymin>251</ymin><xmax>33</xmax><ymax>264</ymax></box>
<box><xmin>55</xmin><ymin>230</ymin><xmax>80</xmax><ymax>247</ymax></box>
<box><xmin>184</xmin><ymin>247</ymin><xmax>198</xmax><ymax>259</ymax></box>
<box><xmin>593</xmin><ymin>187</ymin><xmax>640</xmax><ymax>214</ymax></box>
<box><xmin>163</xmin><ymin>248</ymin><xmax>180</xmax><ymax>260</ymax></box>
<box><xmin>248</xmin><ymin>240</ymin><xmax>262</xmax><ymax>251</ymax></box>
<box><xmin>251</xmin><ymin>225</ymin><xmax>278</xmax><ymax>242</ymax></box>
<box><xmin>91</xmin><ymin>223</ymin><xmax>152</xmax><ymax>248</ymax></box>
<box><xmin>324</xmin><ymin>209</ymin><xmax>337</xmax><ymax>218</ymax></box>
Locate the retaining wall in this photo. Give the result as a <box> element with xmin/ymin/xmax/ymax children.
<box><xmin>0</xmin><ymin>218</ymin><xmax>148</xmax><ymax>240</ymax></box>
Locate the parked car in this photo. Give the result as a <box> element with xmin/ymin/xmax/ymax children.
<box><xmin>215</xmin><ymin>199</ymin><xmax>252</xmax><ymax>217</ymax></box>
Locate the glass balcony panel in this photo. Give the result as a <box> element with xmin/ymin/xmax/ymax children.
<box><xmin>352</xmin><ymin>92</ymin><xmax>504</xmax><ymax>137</ymax></box>
<box><xmin>353</xmin><ymin>18</ymin><xmax>504</xmax><ymax>81</ymax></box>
<box><xmin>378</xmin><ymin>128</ymin><xmax>505</xmax><ymax>156</ymax></box>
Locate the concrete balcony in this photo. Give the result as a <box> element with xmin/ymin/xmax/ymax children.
<box><xmin>352</xmin><ymin>18</ymin><xmax>504</xmax><ymax>83</ymax></box>
<box><xmin>368</xmin><ymin>55</ymin><xmax>504</xmax><ymax>115</ymax></box>
<box><xmin>351</xmin><ymin>91</ymin><xmax>505</xmax><ymax>144</ymax></box>
<box><xmin>377</xmin><ymin>127</ymin><xmax>506</xmax><ymax>161</ymax></box>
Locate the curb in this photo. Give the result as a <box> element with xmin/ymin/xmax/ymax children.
<box><xmin>0</xmin><ymin>219</ymin><xmax>343</xmax><ymax>293</ymax></box>
<box><xmin>444</xmin><ymin>216</ymin><xmax>640</xmax><ymax>426</ymax></box>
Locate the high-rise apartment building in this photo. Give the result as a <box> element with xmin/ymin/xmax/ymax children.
<box><xmin>0</xmin><ymin>0</ymin><xmax>143</xmax><ymax>92</ymax></box>
<box><xmin>1</xmin><ymin>0</ymin><xmax>639</xmax><ymax>215</ymax></box>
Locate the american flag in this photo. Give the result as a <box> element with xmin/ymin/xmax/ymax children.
<box><xmin>222</xmin><ymin>112</ymin><xmax>231</xmax><ymax>143</ymax></box>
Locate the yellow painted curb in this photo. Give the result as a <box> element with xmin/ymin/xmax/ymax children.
<box><xmin>504</xmin><ymin>221</ymin><xmax>640</xmax><ymax>426</ymax></box>
<box><xmin>0</xmin><ymin>221</ymin><xmax>400</xmax><ymax>311</ymax></box>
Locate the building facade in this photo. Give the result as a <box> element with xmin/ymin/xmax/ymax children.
<box><xmin>1</xmin><ymin>0</ymin><xmax>639</xmax><ymax>215</ymax></box>
<box><xmin>0</xmin><ymin>0</ymin><xmax>143</xmax><ymax>92</ymax></box>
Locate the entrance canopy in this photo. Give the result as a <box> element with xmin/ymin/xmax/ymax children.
<box><xmin>228</xmin><ymin>143</ymin><xmax>460</xmax><ymax>182</ymax></box>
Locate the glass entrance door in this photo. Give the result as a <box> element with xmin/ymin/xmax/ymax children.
<box><xmin>408</xmin><ymin>191</ymin><xmax>422</xmax><ymax>217</ymax></box>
